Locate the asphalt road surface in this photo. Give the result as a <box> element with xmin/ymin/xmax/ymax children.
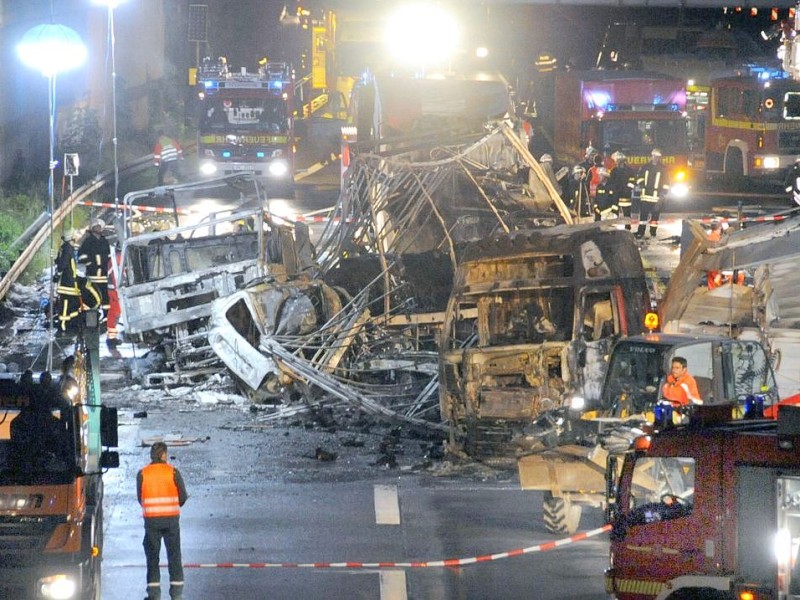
<box><xmin>99</xmin><ymin>390</ymin><xmax>610</xmax><ymax>600</ymax></box>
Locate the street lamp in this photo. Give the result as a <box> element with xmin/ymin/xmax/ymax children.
<box><xmin>93</xmin><ymin>0</ymin><xmax>127</xmax><ymax>212</ymax></box>
<box><xmin>18</xmin><ymin>23</ymin><xmax>87</xmax><ymax>371</ymax></box>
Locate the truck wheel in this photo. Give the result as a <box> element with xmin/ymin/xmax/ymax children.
<box><xmin>542</xmin><ymin>492</ymin><xmax>582</xmax><ymax>535</ymax></box>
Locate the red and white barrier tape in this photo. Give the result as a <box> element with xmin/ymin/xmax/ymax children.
<box><xmin>170</xmin><ymin>525</ymin><xmax>611</xmax><ymax>570</ymax></box>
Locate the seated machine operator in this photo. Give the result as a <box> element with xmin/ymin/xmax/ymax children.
<box><xmin>662</xmin><ymin>356</ymin><xmax>703</xmax><ymax>406</ymax></box>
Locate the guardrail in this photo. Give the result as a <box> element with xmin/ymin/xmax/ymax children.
<box><xmin>0</xmin><ymin>154</ymin><xmax>155</xmax><ymax>302</ymax></box>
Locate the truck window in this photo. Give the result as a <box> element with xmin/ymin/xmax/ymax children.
<box><xmin>726</xmin><ymin>341</ymin><xmax>778</xmax><ymax>403</ymax></box>
<box><xmin>481</xmin><ymin>288</ymin><xmax>573</xmax><ymax>346</ymax></box>
<box><xmin>627</xmin><ymin>456</ymin><xmax>695</xmax><ymax>525</ymax></box>
<box><xmin>603</xmin><ymin>119</ymin><xmax>687</xmax><ymax>155</ymax></box>
<box><xmin>582</xmin><ymin>291</ymin><xmax>617</xmax><ymax>342</ymax></box>
<box><xmin>600</xmin><ymin>341</ymin><xmax>665</xmax><ymax>413</ymax></box>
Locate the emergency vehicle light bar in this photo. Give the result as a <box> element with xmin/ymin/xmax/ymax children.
<box><xmin>606</xmin><ymin>103</ymin><xmax>680</xmax><ymax>113</ymax></box>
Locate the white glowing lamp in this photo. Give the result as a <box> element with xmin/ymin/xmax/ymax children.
<box><xmin>17</xmin><ymin>24</ymin><xmax>87</xmax><ymax>78</ymax></box>
<box><xmin>385</xmin><ymin>4</ymin><xmax>460</xmax><ymax>67</ymax></box>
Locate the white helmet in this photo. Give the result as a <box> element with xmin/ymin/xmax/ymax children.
<box><xmin>62</xmin><ymin>229</ymin><xmax>76</xmax><ymax>242</ymax></box>
<box><xmin>585</xmin><ymin>146</ymin><xmax>597</xmax><ymax>158</ymax></box>
<box><xmin>611</xmin><ymin>151</ymin><xmax>626</xmax><ymax>162</ymax></box>
<box><xmin>90</xmin><ymin>218</ymin><xmax>105</xmax><ymax>231</ymax></box>
<box><xmin>651</xmin><ymin>148</ymin><xmax>662</xmax><ymax>158</ymax></box>
<box><xmin>540</xmin><ymin>153</ymin><xmax>553</xmax><ymax>163</ymax></box>
<box><xmin>572</xmin><ymin>165</ymin><xmax>586</xmax><ymax>176</ymax></box>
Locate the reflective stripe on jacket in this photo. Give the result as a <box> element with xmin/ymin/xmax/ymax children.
<box><xmin>140</xmin><ymin>462</ymin><xmax>181</xmax><ymax>518</ymax></box>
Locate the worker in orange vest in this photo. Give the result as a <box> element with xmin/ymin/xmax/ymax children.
<box><xmin>662</xmin><ymin>356</ymin><xmax>702</xmax><ymax>406</ymax></box>
<box><xmin>138</xmin><ymin>441</ymin><xmax>188</xmax><ymax>600</ymax></box>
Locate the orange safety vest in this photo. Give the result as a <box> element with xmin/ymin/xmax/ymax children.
<box><xmin>140</xmin><ymin>462</ymin><xmax>181</xmax><ymax>518</ymax></box>
<box><xmin>662</xmin><ymin>373</ymin><xmax>700</xmax><ymax>406</ymax></box>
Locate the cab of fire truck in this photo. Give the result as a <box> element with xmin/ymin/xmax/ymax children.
<box><xmin>606</xmin><ymin>402</ymin><xmax>800</xmax><ymax>600</ymax></box>
<box><xmin>0</xmin><ymin>312</ymin><xmax>119</xmax><ymax>600</ymax></box>
<box><xmin>196</xmin><ymin>57</ymin><xmax>296</xmax><ymax>191</ymax></box>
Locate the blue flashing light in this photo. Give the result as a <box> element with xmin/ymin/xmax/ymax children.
<box><xmin>203</xmin><ymin>80</ymin><xmax>217</xmax><ymax>90</ymax></box>
<box><xmin>222</xmin><ymin>150</ymin><xmax>232</xmax><ymax>158</ymax></box>
<box><xmin>256</xmin><ymin>151</ymin><xmax>265</xmax><ymax>158</ymax></box>
<box><xmin>269</xmin><ymin>80</ymin><xmax>284</xmax><ymax>91</ymax></box>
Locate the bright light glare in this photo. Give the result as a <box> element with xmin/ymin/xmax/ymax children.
<box><xmin>476</xmin><ymin>46</ymin><xmax>489</xmax><ymax>59</ymax></box>
<box><xmin>200</xmin><ymin>162</ymin><xmax>218</xmax><ymax>176</ymax></box>
<box><xmin>92</xmin><ymin>0</ymin><xmax>127</xmax><ymax>6</ymax></box>
<box><xmin>268</xmin><ymin>160</ymin><xmax>289</xmax><ymax>177</ymax></box>
<box><xmin>669</xmin><ymin>182</ymin><xmax>689</xmax><ymax>199</ymax></box>
<box><xmin>775</xmin><ymin>528</ymin><xmax>792</xmax><ymax>565</ymax></box>
<box><xmin>38</xmin><ymin>574</ymin><xmax>77</xmax><ymax>599</ymax></box>
<box><xmin>17</xmin><ymin>24</ymin><xmax>87</xmax><ymax>77</ymax></box>
<box><xmin>385</xmin><ymin>5</ymin><xmax>459</xmax><ymax>67</ymax></box>
<box><xmin>569</xmin><ymin>396</ymin><xmax>586</xmax><ymax>411</ymax></box>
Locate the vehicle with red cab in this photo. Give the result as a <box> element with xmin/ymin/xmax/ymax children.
<box><xmin>700</xmin><ymin>70</ymin><xmax>800</xmax><ymax>183</ymax></box>
<box><xmin>196</xmin><ymin>57</ymin><xmax>296</xmax><ymax>188</ymax></box>
<box><xmin>607</xmin><ymin>403</ymin><xmax>800</xmax><ymax>599</ymax></box>
<box><xmin>552</xmin><ymin>70</ymin><xmax>690</xmax><ymax>197</ymax></box>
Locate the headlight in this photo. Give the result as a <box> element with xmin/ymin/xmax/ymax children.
<box><xmin>268</xmin><ymin>160</ymin><xmax>289</xmax><ymax>177</ymax></box>
<box><xmin>762</xmin><ymin>156</ymin><xmax>781</xmax><ymax>170</ymax></box>
<box><xmin>569</xmin><ymin>396</ymin><xmax>586</xmax><ymax>411</ymax></box>
<box><xmin>669</xmin><ymin>183</ymin><xmax>689</xmax><ymax>199</ymax></box>
<box><xmin>200</xmin><ymin>161</ymin><xmax>217</xmax><ymax>176</ymax></box>
<box><xmin>38</xmin><ymin>574</ymin><xmax>78</xmax><ymax>599</ymax></box>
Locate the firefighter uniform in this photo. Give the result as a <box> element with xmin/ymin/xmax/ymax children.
<box><xmin>77</xmin><ymin>219</ymin><xmax>110</xmax><ymax>320</ymax></box>
<box><xmin>138</xmin><ymin>442</ymin><xmax>188</xmax><ymax>600</ymax></box>
<box><xmin>635</xmin><ymin>149</ymin><xmax>670</xmax><ymax>239</ymax></box>
<box><xmin>593</xmin><ymin>169</ymin><xmax>617</xmax><ymax>221</ymax></box>
<box><xmin>565</xmin><ymin>165</ymin><xmax>591</xmax><ymax>217</ymax></box>
<box><xmin>608</xmin><ymin>152</ymin><xmax>635</xmax><ymax>230</ymax></box>
<box><xmin>784</xmin><ymin>157</ymin><xmax>800</xmax><ymax>206</ymax></box>
<box><xmin>54</xmin><ymin>233</ymin><xmax>82</xmax><ymax>332</ymax></box>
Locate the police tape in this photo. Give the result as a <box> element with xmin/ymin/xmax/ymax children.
<box><xmin>627</xmin><ymin>214</ymin><xmax>791</xmax><ymax>226</ymax></box>
<box><xmin>171</xmin><ymin>524</ymin><xmax>612</xmax><ymax>570</ymax></box>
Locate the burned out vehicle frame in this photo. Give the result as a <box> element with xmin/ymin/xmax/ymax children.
<box><xmin>439</xmin><ymin>222</ymin><xmax>651</xmax><ymax>457</ymax></box>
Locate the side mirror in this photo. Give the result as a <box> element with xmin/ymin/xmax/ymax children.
<box><xmin>101</xmin><ymin>406</ymin><xmax>119</xmax><ymax>448</ymax></box>
<box><xmin>101</xmin><ymin>450</ymin><xmax>120</xmax><ymax>469</ymax></box>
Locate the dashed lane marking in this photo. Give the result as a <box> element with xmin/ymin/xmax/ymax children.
<box><xmin>374</xmin><ymin>484</ymin><xmax>401</xmax><ymax>525</ymax></box>
<box><xmin>380</xmin><ymin>570</ymin><xmax>407</xmax><ymax>600</ymax></box>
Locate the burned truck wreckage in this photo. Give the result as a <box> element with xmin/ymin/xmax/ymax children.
<box><xmin>114</xmin><ymin>89</ymin><xmax>645</xmax><ymax>451</ymax></box>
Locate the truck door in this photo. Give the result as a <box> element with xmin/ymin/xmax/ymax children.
<box><xmin>611</xmin><ymin>447</ymin><xmax>720</xmax><ymax>594</ymax></box>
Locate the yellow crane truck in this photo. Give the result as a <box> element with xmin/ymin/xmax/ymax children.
<box><xmin>0</xmin><ymin>311</ymin><xmax>119</xmax><ymax>599</ymax></box>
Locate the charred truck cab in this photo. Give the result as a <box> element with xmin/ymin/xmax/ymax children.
<box><xmin>607</xmin><ymin>404</ymin><xmax>800</xmax><ymax>600</ymax></box>
<box><xmin>0</xmin><ymin>312</ymin><xmax>119</xmax><ymax>600</ymax></box>
<box><xmin>439</xmin><ymin>222</ymin><xmax>649</xmax><ymax>457</ymax></box>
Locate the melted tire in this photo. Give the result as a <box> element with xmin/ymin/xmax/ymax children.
<box><xmin>542</xmin><ymin>492</ymin><xmax>582</xmax><ymax>535</ymax></box>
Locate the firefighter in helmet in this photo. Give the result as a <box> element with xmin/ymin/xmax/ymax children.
<box><xmin>608</xmin><ymin>151</ymin><xmax>636</xmax><ymax>230</ymax></box>
<box><xmin>635</xmin><ymin>148</ymin><xmax>670</xmax><ymax>239</ymax></box>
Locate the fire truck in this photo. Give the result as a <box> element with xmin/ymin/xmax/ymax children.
<box><xmin>552</xmin><ymin>70</ymin><xmax>690</xmax><ymax>195</ymax></box>
<box><xmin>606</xmin><ymin>403</ymin><xmax>800</xmax><ymax>600</ymax></box>
<box><xmin>0</xmin><ymin>313</ymin><xmax>119</xmax><ymax>600</ymax></box>
<box><xmin>196</xmin><ymin>57</ymin><xmax>296</xmax><ymax>187</ymax></box>
<box><xmin>699</xmin><ymin>71</ymin><xmax>800</xmax><ymax>183</ymax></box>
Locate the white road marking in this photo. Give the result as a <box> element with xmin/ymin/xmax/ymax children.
<box><xmin>379</xmin><ymin>570</ymin><xmax>408</xmax><ymax>600</ymax></box>
<box><xmin>374</xmin><ymin>484</ymin><xmax>400</xmax><ymax>525</ymax></box>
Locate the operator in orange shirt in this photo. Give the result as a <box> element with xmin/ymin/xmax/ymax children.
<box><xmin>662</xmin><ymin>356</ymin><xmax>703</xmax><ymax>406</ymax></box>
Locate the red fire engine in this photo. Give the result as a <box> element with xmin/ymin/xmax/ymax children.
<box><xmin>607</xmin><ymin>404</ymin><xmax>800</xmax><ymax>600</ymax></box>
<box><xmin>700</xmin><ymin>71</ymin><xmax>800</xmax><ymax>182</ymax></box>
<box><xmin>196</xmin><ymin>57</ymin><xmax>296</xmax><ymax>186</ymax></box>
<box><xmin>553</xmin><ymin>70</ymin><xmax>690</xmax><ymax>191</ymax></box>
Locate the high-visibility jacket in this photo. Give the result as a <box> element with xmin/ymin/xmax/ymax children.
<box><xmin>140</xmin><ymin>462</ymin><xmax>181</xmax><ymax>518</ymax></box>
<box><xmin>662</xmin><ymin>372</ymin><xmax>701</xmax><ymax>406</ymax></box>
<box><xmin>154</xmin><ymin>136</ymin><xmax>183</xmax><ymax>166</ymax></box>
<box><xmin>636</xmin><ymin>162</ymin><xmax>669</xmax><ymax>203</ymax></box>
